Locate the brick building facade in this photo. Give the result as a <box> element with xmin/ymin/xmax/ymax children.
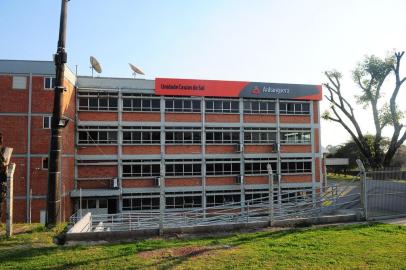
<box><xmin>0</xmin><ymin>60</ymin><xmax>323</xmax><ymax>222</ymax></box>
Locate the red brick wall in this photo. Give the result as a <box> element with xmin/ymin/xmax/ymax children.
<box><xmin>30</xmin><ymin>157</ymin><xmax>48</xmax><ymax>196</ymax></box>
<box><xmin>122</xmin><ymin>179</ymin><xmax>156</xmax><ymax>188</ymax></box>
<box><xmin>78</xmin><ymin>111</ymin><xmax>118</xmax><ymax>121</ymax></box>
<box><xmin>78</xmin><ymin>165</ymin><xmax>117</xmax><ymax>178</ymax></box>
<box><xmin>0</xmin><ymin>75</ymin><xmax>28</xmax><ymax>113</ymax></box>
<box><xmin>206</xmin><ymin>176</ymin><xmax>237</xmax><ymax>185</ymax></box>
<box><xmin>31</xmin><ymin>76</ymin><xmax>54</xmax><ymax>113</ymax></box>
<box><xmin>206</xmin><ymin>145</ymin><xmax>237</xmax><ymax>154</ymax></box>
<box><xmin>314</xmin><ymin>128</ymin><xmax>320</xmax><ymax>153</ymax></box>
<box><xmin>0</xmin><ymin>116</ymin><xmax>28</xmax><ymax>154</ymax></box>
<box><xmin>245</xmin><ymin>145</ymin><xmax>274</xmax><ymax>154</ymax></box>
<box><xmin>281</xmin><ymin>174</ymin><xmax>312</xmax><ymax>183</ymax></box>
<box><xmin>313</xmin><ymin>101</ymin><xmax>319</xmax><ymax>124</ymax></box>
<box><xmin>10</xmin><ymin>157</ymin><xmax>27</xmax><ymax>196</ymax></box>
<box><xmin>245</xmin><ymin>176</ymin><xmax>268</xmax><ymax>185</ymax></box>
<box><xmin>77</xmin><ymin>180</ymin><xmax>111</xmax><ymax>189</ymax></box>
<box><xmin>206</xmin><ymin>114</ymin><xmax>239</xmax><ymax>122</ymax></box>
<box><xmin>165</xmin><ymin>113</ymin><xmax>201</xmax><ymax>122</ymax></box>
<box><xmin>30</xmin><ymin>116</ymin><xmax>50</xmax><ymax>154</ymax></box>
<box><xmin>123</xmin><ymin>112</ymin><xmax>160</xmax><ymax>122</ymax></box>
<box><xmin>122</xmin><ymin>145</ymin><xmax>160</xmax><ymax>155</ymax></box>
<box><xmin>280</xmin><ymin>115</ymin><xmax>310</xmax><ymax>123</ymax></box>
<box><xmin>166</xmin><ymin>145</ymin><xmax>201</xmax><ymax>154</ymax></box>
<box><xmin>165</xmin><ymin>177</ymin><xmax>201</xmax><ymax>187</ymax></box>
<box><xmin>280</xmin><ymin>145</ymin><xmax>311</xmax><ymax>153</ymax></box>
<box><xmin>243</xmin><ymin>114</ymin><xmax>276</xmax><ymax>123</ymax></box>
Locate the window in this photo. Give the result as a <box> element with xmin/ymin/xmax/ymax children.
<box><xmin>12</xmin><ymin>76</ymin><xmax>27</xmax><ymax>89</ymax></box>
<box><xmin>206</xmin><ymin>158</ymin><xmax>240</xmax><ymax>176</ymax></box>
<box><xmin>244</xmin><ymin>100</ymin><xmax>275</xmax><ymax>114</ymax></box>
<box><xmin>123</xmin><ymin>126</ymin><xmax>160</xmax><ymax>144</ymax></box>
<box><xmin>77</xmin><ymin>126</ymin><xmax>118</xmax><ymax>144</ymax></box>
<box><xmin>206</xmin><ymin>127</ymin><xmax>240</xmax><ymax>144</ymax></box>
<box><xmin>280</xmin><ymin>128</ymin><xmax>311</xmax><ymax>144</ymax></box>
<box><xmin>205</xmin><ymin>99</ymin><xmax>239</xmax><ymax>113</ymax></box>
<box><xmin>166</xmin><ymin>194</ymin><xmax>202</xmax><ymax>209</ymax></box>
<box><xmin>43</xmin><ymin>115</ymin><xmax>51</xmax><ymax>129</ymax></box>
<box><xmin>245</xmin><ymin>190</ymin><xmax>270</xmax><ymax>205</ymax></box>
<box><xmin>122</xmin><ymin>196</ymin><xmax>160</xmax><ymax>210</ymax></box>
<box><xmin>165</xmin><ymin>127</ymin><xmax>201</xmax><ymax>144</ymax></box>
<box><xmin>98</xmin><ymin>199</ymin><xmax>108</xmax><ymax>209</ymax></box>
<box><xmin>44</xmin><ymin>77</ymin><xmax>56</xmax><ymax>90</ymax></box>
<box><xmin>165</xmin><ymin>98</ymin><xmax>201</xmax><ymax>112</ymax></box>
<box><xmin>122</xmin><ymin>93</ymin><xmax>160</xmax><ymax>112</ymax></box>
<box><xmin>165</xmin><ymin>159</ymin><xmax>202</xmax><ymax>177</ymax></box>
<box><xmin>122</xmin><ymin>160</ymin><xmax>160</xmax><ymax>177</ymax></box>
<box><xmin>206</xmin><ymin>191</ymin><xmax>241</xmax><ymax>207</ymax></box>
<box><xmin>281</xmin><ymin>158</ymin><xmax>312</xmax><ymax>174</ymax></box>
<box><xmin>244</xmin><ymin>158</ymin><xmax>277</xmax><ymax>175</ymax></box>
<box><xmin>279</xmin><ymin>102</ymin><xmax>310</xmax><ymax>115</ymax></box>
<box><xmin>78</xmin><ymin>92</ymin><xmax>118</xmax><ymax>111</ymax></box>
<box><xmin>41</xmin><ymin>157</ymin><xmax>48</xmax><ymax>170</ymax></box>
<box><xmin>244</xmin><ymin>127</ymin><xmax>276</xmax><ymax>144</ymax></box>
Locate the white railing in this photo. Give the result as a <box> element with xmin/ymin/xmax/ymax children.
<box><xmin>68</xmin><ymin>181</ymin><xmax>362</xmax><ymax>233</ymax></box>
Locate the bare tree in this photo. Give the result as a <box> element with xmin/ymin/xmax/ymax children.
<box><xmin>323</xmin><ymin>52</ymin><xmax>406</xmax><ymax>168</ymax></box>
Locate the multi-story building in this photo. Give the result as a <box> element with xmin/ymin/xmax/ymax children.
<box><xmin>0</xmin><ymin>60</ymin><xmax>76</xmax><ymax>223</ymax></box>
<box><xmin>0</xmin><ymin>60</ymin><xmax>322</xmax><ymax>222</ymax></box>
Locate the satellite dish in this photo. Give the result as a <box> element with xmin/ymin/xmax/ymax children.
<box><xmin>90</xmin><ymin>56</ymin><xmax>102</xmax><ymax>76</ymax></box>
<box><xmin>129</xmin><ymin>63</ymin><xmax>145</xmax><ymax>77</ymax></box>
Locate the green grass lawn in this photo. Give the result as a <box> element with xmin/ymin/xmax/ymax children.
<box><xmin>1</xmin><ymin>223</ymin><xmax>406</xmax><ymax>269</ymax></box>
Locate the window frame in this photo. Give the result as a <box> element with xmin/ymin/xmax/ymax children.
<box><xmin>43</xmin><ymin>115</ymin><xmax>52</xmax><ymax>129</ymax></box>
<box><xmin>43</xmin><ymin>77</ymin><xmax>56</xmax><ymax>90</ymax></box>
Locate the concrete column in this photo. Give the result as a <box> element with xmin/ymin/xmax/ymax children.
<box><xmin>6</xmin><ymin>163</ymin><xmax>16</xmax><ymax>238</ymax></box>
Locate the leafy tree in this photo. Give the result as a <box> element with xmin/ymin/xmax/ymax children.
<box><xmin>323</xmin><ymin>52</ymin><xmax>406</xmax><ymax>168</ymax></box>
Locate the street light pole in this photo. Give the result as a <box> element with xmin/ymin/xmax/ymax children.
<box><xmin>46</xmin><ymin>0</ymin><xmax>69</xmax><ymax>227</ymax></box>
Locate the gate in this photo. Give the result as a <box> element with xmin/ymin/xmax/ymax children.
<box><xmin>357</xmin><ymin>161</ymin><xmax>406</xmax><ymax>220</ymax></box>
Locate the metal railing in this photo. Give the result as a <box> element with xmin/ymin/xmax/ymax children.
<box><xmin>69</xmin><ymin>181</ymin><xmax>362</xmax><ymax>233</ymax></box>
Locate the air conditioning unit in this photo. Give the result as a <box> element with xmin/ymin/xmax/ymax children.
<box><xmin>236</xmin><ymin>144</ymin><xmax>244</xmax><ymax>153</ymax></box>
<box><xmin>154</xmin><ymin>177</ymin><xmax>161</xmax><ymax>187</ymax></box>
<box><xmin>235</xmin><ymin>175</ymin><xmax>244</xmax><ymax>184</ymax></box>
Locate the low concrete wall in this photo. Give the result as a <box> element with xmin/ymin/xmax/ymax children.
<box><xmin>65</xmin><ymin>213</ymin><xmax>361</xmax><ymax>244</ymax></box>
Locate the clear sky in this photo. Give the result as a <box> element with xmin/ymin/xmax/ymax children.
<box><xmin>1</xmin><ymin>0</ymin><xmax>405</xmax><ymax>147</ymax></box>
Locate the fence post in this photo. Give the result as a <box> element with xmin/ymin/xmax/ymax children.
<box><xmin>356</xmin><ymin>159</ymin><xmax>367</xmax><ymax>220</ymax></box>
<box><xmin>6</xmin><ymin>163</ymin><xmax>16</xmax><ymax>238</ymax></box>
<box><xmin>267</xmin><ymin>164</ymin><xmax>274</xmax><ymax>226</ymax></box>
<box><xmin>158</xmin><ymin>176</ymin><xmax>165</xmax><ymax>236</ymax></box>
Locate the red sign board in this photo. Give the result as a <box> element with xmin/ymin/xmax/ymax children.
<box><xmin>155</xmin><ymin>78</ymin><xmax>322</xmax><ymax>100</ymax></box>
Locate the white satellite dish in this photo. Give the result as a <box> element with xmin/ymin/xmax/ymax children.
<box><xmin>129</xmin><ymin>63</ymin><xmax>145</xmax><ymax>77</ymax></box>
<box><xmin>90</xmin><ymin>56</ymin><xmax>102</xmax><ymax>77</ymax></box>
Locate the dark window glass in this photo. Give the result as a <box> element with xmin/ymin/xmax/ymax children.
<box><xmin>151</xmin><ymin>99</ymin><xmax>160</xmax><ymax>110</ymax></box>
<box><xmin>192</xmin><ymin>100</ymin><xmax>201</xmax><ymax>111</ymax></box>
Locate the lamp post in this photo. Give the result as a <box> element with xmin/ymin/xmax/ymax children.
<box><xmin>46</xmin><ymin>0</ymin><xmax>69</xmax><ymax>227</ymax></box>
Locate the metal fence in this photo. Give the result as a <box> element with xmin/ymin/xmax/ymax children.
<box><xmin>363</xmin><ymin>169</ymin><xmax>406</xmax><ymax>220</ymax></box>
<box><xmin>69</xmin><ymin>179</ymin><xmax>362</xmax><ymax>233</ymax></box>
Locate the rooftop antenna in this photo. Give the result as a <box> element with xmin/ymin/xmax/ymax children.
<box><xmin>90</xmin><ymin>56</ymin><xmax>102</xmax><ymax>77</ymax></box>
<box><xmin>129</xmin><ymin>63</ymin><xmax>145</xmax><ymax>78</ymax></box>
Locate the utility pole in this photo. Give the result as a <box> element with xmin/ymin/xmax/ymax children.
<box><xmin>46</xmin><ymin>0</ymin><xmax>69</xmax><ymax>227</ymax></box>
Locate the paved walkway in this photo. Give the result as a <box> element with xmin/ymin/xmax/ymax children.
<box><xmin>379</xmin><ymin>217</ymin><xmax>406</xmax><ymax>225</ymax></box>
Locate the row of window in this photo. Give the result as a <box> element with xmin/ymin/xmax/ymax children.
<box><xmin>78</xmin><ymin>93</ymin><xmax>311</xmax><ymax>115</ymax></box>
<box><xmin>120</xmin><ymin>159</ymin><xmax>311</xmax><ymax>177</ymax></box>
<box><xmin>121</xmin><ymin>189</ymin><xmax>312</xmax><ymax>210</ymax></box>
<box><xmin>11</xmin><ymin>76</ymin><xmax>55</xmax><ymax>90</ymax></box>
<box><xmin>77</xmin><ymin>127</ymin><xmax>311</xmax><ymax>145</ymax></box>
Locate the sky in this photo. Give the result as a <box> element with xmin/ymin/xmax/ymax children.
<box><xmin>1</xmin><ymin>0</ymin><xmax>406</xmax><ymax>147</ymax></box>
